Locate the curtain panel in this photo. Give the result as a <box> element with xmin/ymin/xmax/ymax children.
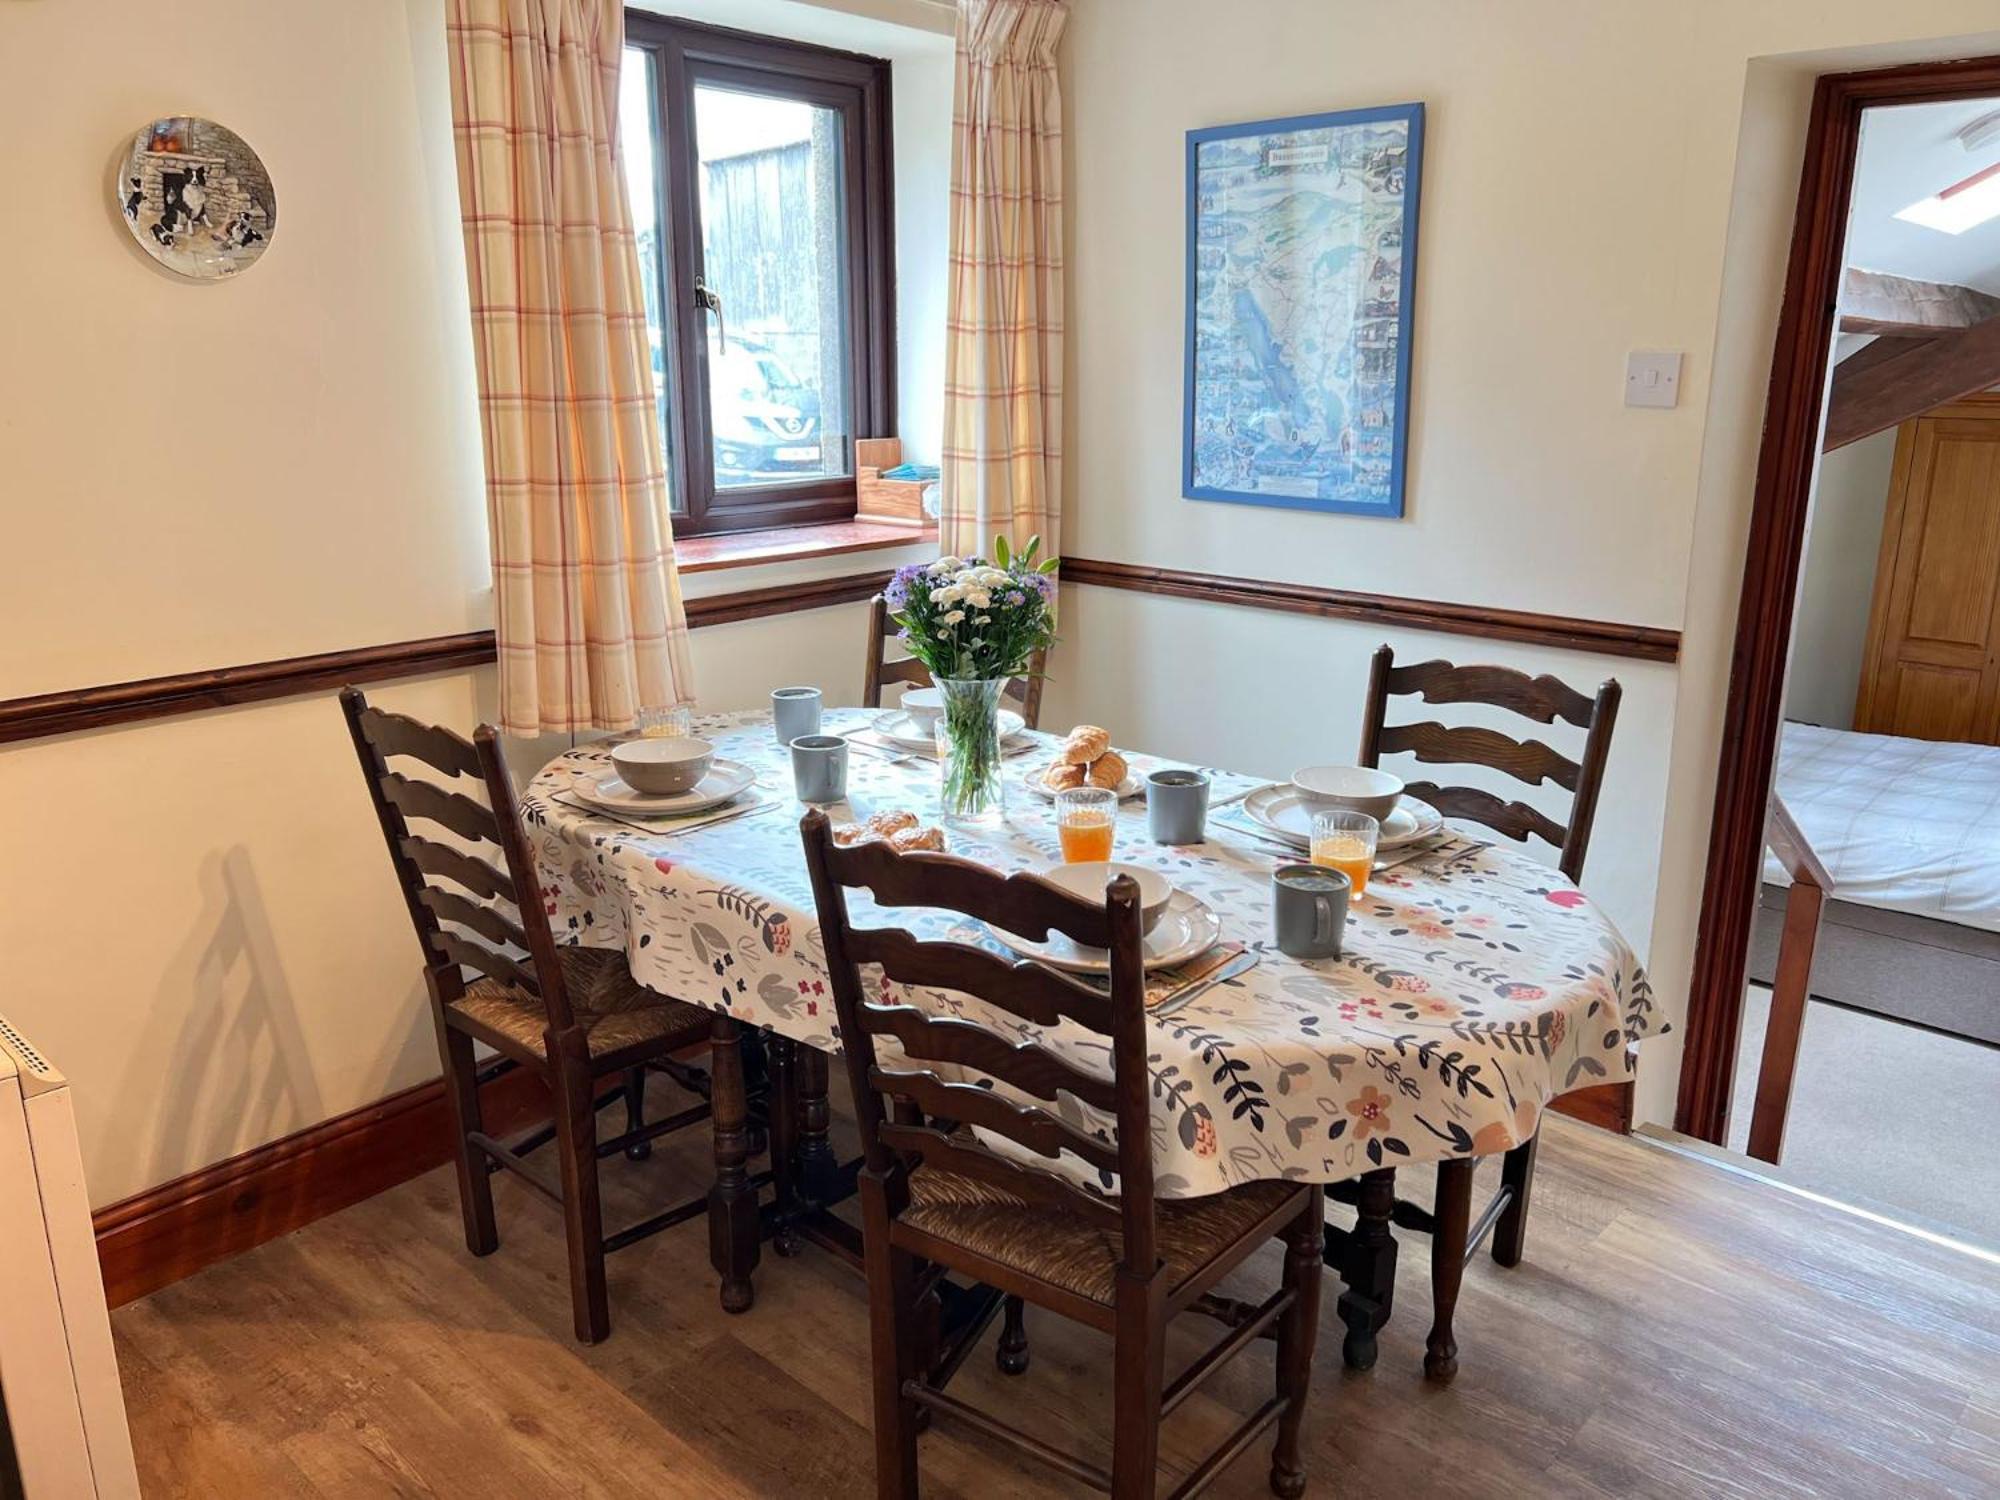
<box><xmin>447</xmin><ymin>0</ymin><xmax>694</xmax><ymax>736</ymax></box>
<box><xmin>940</xmin><ymin>0</ymin><xmax>1068</xmax><ymax>561</ymax></box>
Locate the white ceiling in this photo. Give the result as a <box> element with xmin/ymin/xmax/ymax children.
<box><xmin>1844</xmin><ymin>96</ymin><xmax>2000</xmax><ymax>295</ymax></box>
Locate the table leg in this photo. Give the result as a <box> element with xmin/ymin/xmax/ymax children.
<box><xmin>706</xmin><ymin>1017</ymin><xmax>760</xmax><ymax>1314</ymax></box>
<box><xmin>796</xmin><ymin>1044</ymin><xmax>843</xmax><ymax>1207</ymax></box>
<box><xmin>765</xmin><ymin>1033</ymin><xmax>802</xmax><ymax>1257</ymax></box>
<box><xmin>1331</xmin><ymin>1167</ymin><xmax>1398</xmax><ymax>1370</ymax></box>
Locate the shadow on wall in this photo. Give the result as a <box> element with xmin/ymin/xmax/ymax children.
<box><xmin>119</xmin><ymin>845</ymin><xmax>428</xmax><ymax>1198</ymax></box>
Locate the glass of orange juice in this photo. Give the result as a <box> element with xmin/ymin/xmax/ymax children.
<box><xmin>1056</xmin><ymin>786</ymin><xmax>1118</xmax><ymax>863</ymax></box>
<box><xmin>1310</xmin><ymin>810</ymin><xmax>1379</xmax><ymax>898</ymax></box>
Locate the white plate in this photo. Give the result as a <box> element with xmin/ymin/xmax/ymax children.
<box><xmin>987</xmin><ymin>889</ymin><xmax>1222</xmax><ymax>975</ymax></box>
<box><xmin>873</xmin><ymin>707</ymin><xmax>1028</xmax><ymax>752</ymax></box>
<box><xmin>574</xmin><ymin>758</ymin><xmax>756</xmax><ymax>817</ymax></box>
<box><xmin>1240</xmin><ymin>784</ymin><xmax>1444</xmax><ymax>850</ymax></box>
<box><xmin>1019</xmin><ymin>761</ymin><xmax>1144</xmax><ymax>801</ymax></box>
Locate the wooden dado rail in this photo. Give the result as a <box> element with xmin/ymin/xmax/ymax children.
<box><xmin>0</xmin><ymin>570</ymin><xmax>895</xmax><ymax>745</ymax></box>
<box><xmin>1</xmin><ymin>559</ymin><xmax>1679</xmax><ymax>747</ymax></box>
<box><xmin>1059</xmin><ymin>558</ymin><xmax>1682</xmax><ymax>664</ymax></box>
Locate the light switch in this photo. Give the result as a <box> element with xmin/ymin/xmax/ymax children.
<box><xmin>1625</xmin><ymin>350</ymin><xmax>1682</xmax><ymax>409</ymax></box>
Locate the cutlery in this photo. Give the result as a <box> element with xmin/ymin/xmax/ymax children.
<box><xmin>846</xmin><ymin>738</ymin><xmax>916</xmax><ymax>765</ymax></box>
<box><xmin>1151</xmin><ymin>950</ymin><xmax>1260</xmax><ymax>1018</ymax></box>
<box><xmin>551</xmin><ymin>793</ymin><xmax>779</xmax><ymax>837</ymax></box>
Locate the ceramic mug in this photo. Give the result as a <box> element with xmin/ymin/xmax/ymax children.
<box><xmin>1272</xmin><ymin>863</ymin><xmax>1349</xmax><ymax>960</ymax></box>
<box><xmin>1146</xmin><ymin>768</ymin><xmax>1210</xmax><ymax>844</ymax></box>
<box><xmin>771</xmin><ymin>685</ymin><xmax>823</xmax><ymax>744</ymax></box>
<box><xmin>789</xmin><ymin>734</ymin><xmax>849</xmax><ymax>804</ymax></box>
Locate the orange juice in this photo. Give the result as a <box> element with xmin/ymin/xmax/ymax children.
<box><xmin>1059</xmin><ymin>813</ymin><xmax>1115</xmax><ymax>863</ymax></box>
<box><xmin>1310</xmin><ymin>832</ymin><xmax>1372</xmax><ymax>898</ymax></box>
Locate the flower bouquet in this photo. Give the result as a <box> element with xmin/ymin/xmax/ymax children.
<box><xmin>885</xmin><ymin>535</ymin><xmax>1059</xmax><ymax>819</ymax></box>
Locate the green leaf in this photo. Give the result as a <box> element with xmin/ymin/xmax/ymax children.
<box><xmin>992</xmin><ymin>533</ymin><xmax>1011</xmax><ymax>567</ymax></box>
<box><xmin>1036</xmin><ymin>557</ymin><xmax>1061</xmax><ymax>574</ymax></box>
<box><xmin>1021</xmin><ymin>533</ymin><xmax>1042</xmax><ymax>565</ymax></box>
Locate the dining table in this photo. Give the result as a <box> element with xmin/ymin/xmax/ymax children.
<box><xmin>523</xmin><ymin>706</ymin><xmax>1664</xmax><ymax>1364</ymax></box>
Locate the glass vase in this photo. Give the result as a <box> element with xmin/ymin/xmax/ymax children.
<box><xmin>934</xmin><ymin>676</ymin><xmax>1008</xmax><ymax>823</ymax></box>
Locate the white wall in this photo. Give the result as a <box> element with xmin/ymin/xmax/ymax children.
<box><xmin>1787</xmin><ymin>427</ymin><xmax>1897</xmax><ymax>729</ymax></box>
<box><xmin>1054</xmin><ymin>0</ymin><xmax>2000</xmax><ymax>1128</ymax></box>
<box><xmin>0</xmin><ymin>0</ymin><xmax>938</xmax><ymax>1207</ymax></box>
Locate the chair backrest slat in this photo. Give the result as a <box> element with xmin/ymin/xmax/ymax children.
<box><xmin>341</xmin><ymin>688</ymin><xmax>578</xmax><ymax>1033</ymax></box>
<box><xmin>419</xmin><ymin>886</ymin><xmax>531</xmax><ymax>954</ymax></box>
<box><xmin>863</xmin><ymin>593</ymin><xmax>1048</xmax><ymax>729</ymax></box>
<box><xmin>869</xmin><ymin>1065</ymin><xmax>1119</xmax><ymax>1173</ymax></box>
<box><xmin>1376</xmin><ymin>721</ymin><xmax>1581</xmax><ymax>792</ymax></box>
<box><xmin>399</xmin><ymin>835</ymin><xmax>513</xmax><ymax>902</ymax></box>
<box><xmin>846</xmin><ymin>929</ymin><xmax>1113</xmax><ymax>1033</ymax></box>
<box><xmin>1360</xmin><ymin>646</ymin><xmax>1621</xmax><ymax>883</ymax></box>
<box><xmin>861</xmin><ymin>1003</ymin><xmax>1118</xmax><ymax>1111</ymax></box>
<box><xmin>877</xmin><ymin>1121</ymin><xmax>1123</xmax><ymax>1228</ymax></box>
<box><xmin>801</xmin><ymin>809</ymin><xmax>1155</xmax><ymax>1268</ymax></box>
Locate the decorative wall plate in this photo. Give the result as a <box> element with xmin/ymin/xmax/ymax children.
<box><xmin>116</xmin><ymin>117</ymin><xmax>275</xmax><ymax>279</ymax></box>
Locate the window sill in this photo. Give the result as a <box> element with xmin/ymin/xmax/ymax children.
<box><xmin>676</xmin><ymin>519</ymin><xmax>937</xmax><ymax>574</ymax></box>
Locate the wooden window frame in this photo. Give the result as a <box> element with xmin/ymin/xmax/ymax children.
<box><xmin>625</xmin><ymin>13</ymin><xmax>896</xmax><ymax>537</ymax></box>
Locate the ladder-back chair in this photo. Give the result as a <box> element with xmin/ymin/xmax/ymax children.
<box><xmin>800</xmin><ymin>809</ymin><xmax>1324</xmax><ymax>1499</ymax></box>
<box><xmin>341</xmin><ymin>687</ymin><xmax>727</xmax><ymax>1343</ymax></box>
<box><xmin>862</xmin><ymin>593</ymin><xmax>1048</xmax><ymax>729</ymax></box>
<box><xmin>1345</xmin><ymin>645</ymin><xmax>1622</xmax><ymax>1380</ymax></box>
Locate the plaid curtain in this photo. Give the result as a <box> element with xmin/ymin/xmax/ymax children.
<box><xmin>940</xmin><ymin>0</ymin><xmax>1068</xmax><ymax>561</ymax></box>
<box><xmin>447</xmin><ymin>0</ymin><xmax>694</xmax><ymax>736</ymax></box>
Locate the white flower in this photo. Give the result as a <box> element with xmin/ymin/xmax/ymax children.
<box><xmin>932</xmin><ymin>556</ymin><xmax>962</xmax><ymax>573</ymax></box>
<box><xmin>941</xmin><ymin>609</ymin><xmax>966</xmax><ymax>624</ymax></box>
<box><xmin>975</xmin><ymin>615</ymin><xmax>992</xmax><ymax>625</ymax></box>
<box><xmin>930</xmin><ymin>584</ymin><xmax>961</xmax><ymax>605</ymax></box>
<box><xmin>964</xmin><ymin>590</ymin><xmax>992</xmax><ymax>610</ymax></box>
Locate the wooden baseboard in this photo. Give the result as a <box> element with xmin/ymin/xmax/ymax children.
<box><xmin>1550</xmin><ymin>1080</ymin><xmax>1634</xmax><ymax>1134</ymax></box>
<box><xmin>93</xmin><ymin>1066</ymin><xmax>549</xmax><ymax>1308</ymax></box>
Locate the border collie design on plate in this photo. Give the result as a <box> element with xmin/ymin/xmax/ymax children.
<box><xmin>1184</xmin><ymin>103</ymin><xmax>1423</xmax><ymax>518</ymax></box>
<box><xmin>116</xmin><ymin>117</ymin><xmax>275</xmax><ymax>279</ymax></box>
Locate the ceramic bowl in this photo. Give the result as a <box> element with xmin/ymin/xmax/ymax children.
<box><xmin>900</xmin><ymin>686</ymin><xmax>944</xmax><ymax>730</ymax></box>
<box><xmin>612</xmin><ymin>736</ymin><xmax>715</xmax><ymax>796</ymax></box>
<box><xmin>1289</xmin><ymin>764</ymin><xmax>1404</xmax><ymax>822</ymax></box>
<box><xmin>1040</xmin><ymin>861</ymin><xmax>1173</xmax><ymax>936</ymax></box>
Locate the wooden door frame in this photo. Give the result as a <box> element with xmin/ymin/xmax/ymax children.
<box><xmin>1675</xmin><ymin>52</ymin><xmax>2000</xmax><ymax>1143</ymax></box>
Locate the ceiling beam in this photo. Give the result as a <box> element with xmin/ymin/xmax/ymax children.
<box><xmin>1823</xmin><ymin>309</ymin><xmax>2000</xmax><ymax>450</ymax></box>
<box><xmin>1836</xmin><ymin>268</ymin><xmax>2000</xmax><ymax>337</ymax></box>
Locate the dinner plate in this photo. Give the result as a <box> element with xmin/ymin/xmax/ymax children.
<box><xmin>872</xmin><ymin>707</ymin><xmax>1028</xmax><ymax>752</ymax></box>
<box><xmin>1019</xmin><ymin>762</ymin><xmax>1144</xmax><ymax>801</ymax></box>
<box><xmin>1240</xmin><ymin>785</ymin><xmax>1444</xmax><ymax>850</ymax></box>
<box><xmin>574</xmin><ymin>758</ymin><xmax>756</xmax><ymax>817</ymax></box>
<box><xmin>986</xmin><ymin>889</ymin><xmax>1222</xmax><ymax>975</ymax></box>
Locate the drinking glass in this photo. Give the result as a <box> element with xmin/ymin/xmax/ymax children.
<box><xmin>1310</xmin><ymin>810</ymin><xmax>1379</xmax><ymax>898</ymax></box>
<box><xmin>1055</xmin><ymin>786</ymin><xmax>1117</xmax><ymax>863</ymax></box>
<box><xmin>636</xmin><ymin>704</ymin><xmax>693</xmax><ymax>739</ymax></box>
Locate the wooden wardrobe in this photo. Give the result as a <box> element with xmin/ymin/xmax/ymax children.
<box><xmin>1854</xmin><ymin>392</ymin><xmax>2000</xmax><ymax>744</ymax></box>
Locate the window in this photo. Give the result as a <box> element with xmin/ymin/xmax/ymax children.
<box><xmin>623</xmin><ymin>15</ymin><xmax>895</xmax><ymax>536</ymax></box>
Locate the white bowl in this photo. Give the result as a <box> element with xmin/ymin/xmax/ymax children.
<box><xmin>1040</xmin><ymin>861</ymin><xmax>1173</xmax><ymax>936</ymax></box>
<box><xmin>612</xmin><ymin>736</ymin><xmax>715</xmax><ymax>796</ymax></box>
<box><xmin>900</xmin><ymin>686</ymin><xmax>944</xmax><ymax>729</ymax></box>
<box><xmin>1290</xmin><ymin>764</ymin><xmax>1404</xmax><ymax>823</ymax></box>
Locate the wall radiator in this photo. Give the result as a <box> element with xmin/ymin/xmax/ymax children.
<box><xmin>0</xmin><ymin>1016</ymin><xmax>137</xmax><ymax>1497</ymax></box>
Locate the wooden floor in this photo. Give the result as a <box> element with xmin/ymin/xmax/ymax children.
<box><xmin>112</xmin><ymin>1114</ymin><xmax>2000</xmax><ymax>1498</ymax></box>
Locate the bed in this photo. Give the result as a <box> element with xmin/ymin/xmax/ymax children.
<box><xmin>1748</xmin><ymin>721</ymin><xmax>2000</xmax><ymax>1045</ymax></box>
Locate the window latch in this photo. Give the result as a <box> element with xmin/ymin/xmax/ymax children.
<box><xmin>693</xmin><ymin>274</ymin><xmax>725</xmax><ymax>351</ymax></box>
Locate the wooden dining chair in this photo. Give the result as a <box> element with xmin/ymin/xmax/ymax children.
<box><xmin>862</xmin><ymin>593</ymin><xmax>1048</xmax><ymax>728</ymax></box>
<box><xmin>1346</xmin><ymin>645</ymin><xmax>1621</xmax><ymax>1380</ymax></box>
<box><xmin>800</xmin><ymin>809</ymin><xmax>1325</xmax><ymax>1499</ymax></box>
<box><xmin>340</xmin><ymin>688</ymin><xmax>731</xmax><ymax>1344</ymax></box>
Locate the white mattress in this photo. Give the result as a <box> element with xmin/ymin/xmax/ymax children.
<box><xmin>1765</xmin><ymin>721</ymin><xmax>2000</xmax><ymax>933</ymax></box>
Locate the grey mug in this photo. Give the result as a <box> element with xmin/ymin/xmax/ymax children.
<box><xmin>1146</xmin><ymin>768</ymin><xmax>1211</xmax><ymax>844</ymax></box>
<box><xmin>790</xmin><ymin>734</ymin><xmax>849</xmax><ymax>804</ymax></box>
<box><xmin>771</xmin><ymin>685</ymin><xmax>823</xmax><ymax>744</ymax></box>
<box><xmin>1272</xmin><ymin>863</ymin><xmax>1349</xmax><ymax>960</ymax></box>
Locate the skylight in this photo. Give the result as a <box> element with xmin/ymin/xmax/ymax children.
<box><xmin>1895</xmin><ymin>159</ymin><xmax>2000</xmax><ymax>234</ymax></box>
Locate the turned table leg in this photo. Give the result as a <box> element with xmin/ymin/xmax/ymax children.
<box><xmin>706</xmin><ymin>1016</ymin><xmax>760</xmax><ymax>1313</ymax></box>
<box><xmin>765</xmin><ymin>1033</ymin><xmax>802</xmax><ymax>1257</ymax></box>
<box><xmin>1332</xmin><ymin>1167</ymin><xmax>1398</xmax><ymax>1371</ymax></box>
<box><xmin>795</xmin><ymin>1044</ymin><xmax>843</xmax><ymax>1207</ymax></box>
<box><xmin>1426</xmin><ymin>1157</ymin><xmax>1475</xmax><ymax>1380</ymax></box>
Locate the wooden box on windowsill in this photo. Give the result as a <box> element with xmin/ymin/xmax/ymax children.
<box><xmin>855</xmin><ymin>437</ymin><xmax>933</xmax><ymax>528</ymax></box>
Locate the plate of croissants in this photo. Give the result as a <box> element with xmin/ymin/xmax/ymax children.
<box><xmin>830</xmin><ymin>809</ymin><xmax>947</xmax><ymax>853</ymax></box>
<box><xmin>1025</xmin><ymin>724</ymin><xmax>1143</xmax><ymax>800</ymax></box>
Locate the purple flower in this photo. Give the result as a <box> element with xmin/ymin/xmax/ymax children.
<box><xmin>1005</xmin><ymin>589</ymin><xmax>1025</xmax><ymax>606</ymax></box>
<box><xmin>884</xmin><ymin>562</ymin><xmax>927</xmax><ymax>609</ymax></box>
<box><xmin>1028</xmin><ymin>572</ymin><xmax>1055</xmax><ymax>599</ymax></box>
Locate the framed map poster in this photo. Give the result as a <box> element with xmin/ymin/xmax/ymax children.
<box><xmin>1183</xmin><ymin>103</ymin><xmax>1423</xmax><ymax>518</ymax></box>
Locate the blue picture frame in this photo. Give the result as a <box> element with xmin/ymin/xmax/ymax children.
<box><xmin>1183</xmin><ymin>102</ymin><xmax>1424</xmax><ymax>518</ymax></box>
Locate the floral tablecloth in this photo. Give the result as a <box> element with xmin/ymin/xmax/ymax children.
<box><xmin>524</xmin><ymin>710</ymin><xmax>1663</xmax><ymax>1198</ymax></box>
